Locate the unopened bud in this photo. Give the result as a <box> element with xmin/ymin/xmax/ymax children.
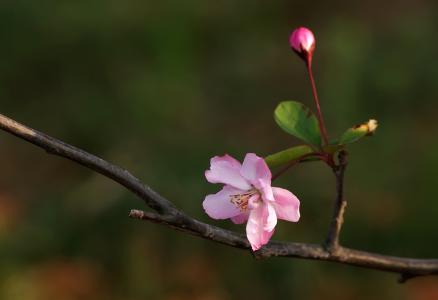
<box><xmin>289</xmin><ymin>27</ymin><xmax>315</xmax><ymax>64</ymax></box>
<box><xmin>366</xmin><ymin>119</ymin><xmax>378</xmax><ymax>135</ymax></box>
<box><xmin>339</xmin><ymin>119</ymin><xmax>379</xmax><ymax>145</ymax></box>
<box><xmin>354</xmin><ymin>119</ymin><xmax>378</xmax><ymax>136</ymax></box>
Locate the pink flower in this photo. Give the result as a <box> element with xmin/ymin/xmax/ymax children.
<box><xmin>289</xmin><ymin>27</ymin><xmax>315</xmax><ymax>63</ymax></box>
<box><xmin>203</xmin><ymin>153</ymin><xmax>300</xmax><ymax>251</ymax></box>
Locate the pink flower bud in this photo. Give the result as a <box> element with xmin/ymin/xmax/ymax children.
<box><xmin>289</xmin><ymin>27</ymin><xmax>315</xmax><ymax>64</ymax></box>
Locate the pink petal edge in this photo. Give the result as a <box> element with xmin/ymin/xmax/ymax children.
<box><xmin>246</xmin><ymin>202</ymin><xmax>275</xmax><ymax>251</ymax></box>
<box><xmin>272</xmin><ymin>187</ymin><xmax>300</xmax><ymax>222</ymax></box>
<box><xmin>205</xmin><ymin>154</ymin><xmax>251</xmax><ymax>190</ymax></box>
<box><xmin>240</xmin><ymin>153</ymin><xmax>272</xmax><ymax>188</ymax></box>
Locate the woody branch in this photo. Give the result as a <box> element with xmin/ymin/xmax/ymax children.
<box><xmin>0</xmin><ymin>112</ymin><xmax>437</xmax><ymax>281</ymax></box>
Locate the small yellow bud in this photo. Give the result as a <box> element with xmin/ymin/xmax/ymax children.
<box><xmin>366</xmin><ymin>119</ymin><xmax>378</xmax><ymax>135</ymax></box>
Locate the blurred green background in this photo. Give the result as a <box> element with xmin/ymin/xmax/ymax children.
<box><xmin>0</xmin><ymin>0</ymin><xmax>438</xmax><ymax>299</ymax></box>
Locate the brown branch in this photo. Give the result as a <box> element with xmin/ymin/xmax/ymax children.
<box><xmin>0</xmin><ymin>112</ymin><xmax>437</xmax><ymax>280</ymax></box>
<box><xmin>129</xmin><ymin>209</ymin><xmax>438</xmax><ymax>277</ymax></box>
<box><xmin>325</xmin><ymin>150</ymin><xmax>348</xmax><ymax>253</ymax></box>
<box><xmin>0</xmin><ymin>114</ymin><xmax>176</xmax><ymax>215</ymax></box>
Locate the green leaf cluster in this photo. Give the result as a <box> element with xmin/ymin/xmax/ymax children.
<box><xmin>267</xmin><ymin>101</ymin><xmax>378</xmax><ymax>168</ymax></box>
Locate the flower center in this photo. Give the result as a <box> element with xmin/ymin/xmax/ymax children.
<box><xmin>230</xmin><ymin>189</ymin><xmax>258</xmax><ymax>212</ymax></box>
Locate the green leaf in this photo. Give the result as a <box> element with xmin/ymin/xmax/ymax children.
<box><xmin>265</xmin><ymin>145</ymin><xmax>314</xmax><ymax>168</ymax></box>
<box><xmin>274</xmin><ymin>101</ymin><xmax>321</xmax><ymax>146</ymax></box>
<box><xmin>339</xmin><ymin>119</ymin><xmax>378</xmax><ymax>145</ymax></box>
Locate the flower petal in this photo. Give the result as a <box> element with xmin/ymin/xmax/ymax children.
<box><xmin>272</xmin><ymin>187</ymin><xmax>300</xmax><ymax>222</ymax></box>
<box><xmin>264</xmin><ymin>203</ymin><xmax>277</xmax><ymax>231</ymax></box>
<box><xmin>246</xmin><ymin>201</ymin><xmax>276</xmax><ymax>251</ymax></box>
<box><xmin>231</xmin><ymin>213</ymin><xmax>249</xmax><ymax>224</ymax></box>
<box><xmin>240</xmin><ymin>153</ymin><xmax>272</xmax><ymax>188</ymax></box>
<box><xmin>205</xmin><ymin>154</ymin><xmax>251</xmax><ymax>190</ymax></box>
<box><xmin>258</xmin><ymin>179</ymin><xmax>275</xmax><ymax>202</ymax></box>
<box><xmin>203</xmin><ymin>186</ymin><xmax>245</xmax><ymax>219</ymax></box>
<box><xmin>211</xmin><ymin>154</ymin><xmax>241</xmax><ymax>169</ymax></box>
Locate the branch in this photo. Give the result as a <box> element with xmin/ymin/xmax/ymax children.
<box><xmin>0</xmin><ymin>114</ymin><xmax>176</xmax><ymax>215</ymax></box>
<box><xmin>0</xmin><ymin>112</ymin><xmax>437</xmax><ymax>280</ymax></box>
<box><xmin>325</xmin><ymin>150</ymin><xmax>348</xmax><ymax>253</ymax></box>
<box><xmin>129</xmin><ymin>209</ymin><xmax>438</xmax><ymax>278</ymax></box>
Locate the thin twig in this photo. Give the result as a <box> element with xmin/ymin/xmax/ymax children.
<box><xmin>0</xmin><ymin>112</ymin><xmax>437</xmax><ymax>281</ymax></box>
<box><xmin>325</xmin><ymin>150</ymin><xmax>348</xmax><ymax>253</ymax></box>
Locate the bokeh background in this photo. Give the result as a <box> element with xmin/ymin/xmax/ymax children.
<box><xmin>0</xmin><ymin>0</ymin><xmax>438</xmax><ymax>299</ymax></box>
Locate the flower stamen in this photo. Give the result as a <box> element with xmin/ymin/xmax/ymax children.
<box><xmin>230</xmin><ymin>189</ymin><xmax>258</xmax><ymax>212</ymax></box>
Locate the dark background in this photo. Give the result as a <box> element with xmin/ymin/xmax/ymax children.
<box><xmin>0</xmin><ymin>0</ymin><xmax>437</xmax><ymax>299</ymax></box>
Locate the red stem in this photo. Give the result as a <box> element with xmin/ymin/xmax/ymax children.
<box><xmin>306</xmin><ymin>61</ymin><xmax>329</xmax><ymax>146</ymax></box>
